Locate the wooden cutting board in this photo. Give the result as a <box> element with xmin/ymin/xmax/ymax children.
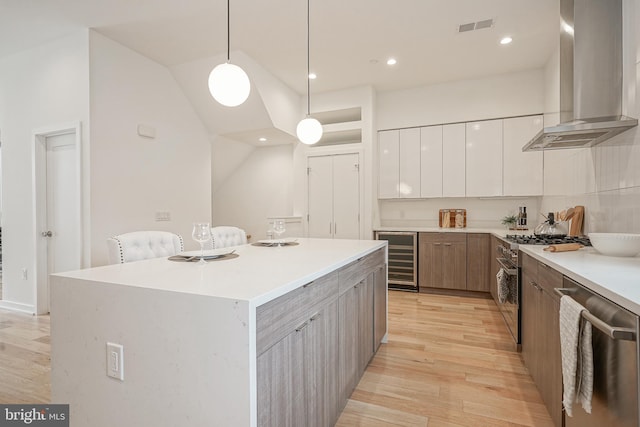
<box><xmin>439</xmin><ymin>209</ymin><xmax>466</xmax><ymax>228</ymax></box>
<box><xmin>569</xmin><ymin>206</ymin><xmax>584</xmax><ymax>236</ymax></box>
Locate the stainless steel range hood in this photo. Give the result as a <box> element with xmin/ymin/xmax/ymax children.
<box><xmin>523</xmin><ymin>0</ymin><xmax>637</xmax><ymax>151</ymax></box>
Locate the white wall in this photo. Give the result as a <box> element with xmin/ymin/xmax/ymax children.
<box><xmin>376</xmin><ymin>69</ymin><xmax>545</xmax><ymax>130</ymax></box>
<box><xmin>375</xmin><ymin>70</ymin><xmax>546</xmax><ymax>229</ymax></box>
<box><xmin>89</xmin><ymin>31</ymin><xmax>212</xmax><ymax>264</ymax></box>
<box><xmin>0</xmin><ymin>31</ymin><xmax>90</xmax><ymax>312</ymax></box>
<box><xmin>212</xmin><ymin>140</ymin><xmax>293</xmax><ymax>240</ymax></box>
<box><xmin>540</xmin><ymin>0</ymin><xmax>640</xmax><ymax>234</ymax></box>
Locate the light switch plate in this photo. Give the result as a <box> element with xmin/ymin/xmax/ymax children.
<box><xmin>106</xmin><ymin>342</ymin><xmax>124</xmax><ymax>381</ymax></box>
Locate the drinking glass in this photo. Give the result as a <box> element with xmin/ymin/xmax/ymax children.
<box><xmin>192</xmin><ymin>222</ymin><xmax>211</xmax><ymax>264</ymax></box>
<box><xmin>273</xmin><ymin>219</ymin><xmax>286</xmax><ymax>245</ymax></box>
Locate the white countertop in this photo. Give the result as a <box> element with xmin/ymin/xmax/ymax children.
<box><xmin>52</xmin><ymin>238</ymin><xmax>386</xmax><ymax>307</ymax></box>
<box><xmin>519</xmin><ymin>245</ymin><xmax>640</xmax><ymax>315</ymax></box>
<box><xmin>375</xmin><ymin>226</ymin><xmax>640</xmax><ymax>315</ymax></box>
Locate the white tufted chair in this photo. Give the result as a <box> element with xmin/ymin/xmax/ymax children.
<box><xmin>209</xmin><ymin>226</ymin><xmax>247</xmax><ymax>249</ymax></box>
<box><xmin>107</xmin><ymin>231</ymin><xmax>184</xmax><ymax>264</ymax></box>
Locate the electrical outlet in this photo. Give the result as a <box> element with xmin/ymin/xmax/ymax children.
<box><xmin>21</xmin><ymin>268</ymin><xmax>27</xmax><ymax>280</ymax></box>
<box><xmin>106</xmin><ymin>342</ymin><xmax>124</xmax><ymax>381</ymax></box>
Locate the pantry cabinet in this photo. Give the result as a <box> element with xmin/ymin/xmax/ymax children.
<box><xmin>520</xmin><ymin>252</ymin><xmax>563</xmax><ymax>427</ymax></box>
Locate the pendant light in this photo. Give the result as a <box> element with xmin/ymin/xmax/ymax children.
<box><xmin>208</xmin><ymin>0</ymin><xmax>250</xmax><ymax>107</ymax></box>
<box><xmin>296</xmin><ymin>0</ymin><xmax>323</xmax><ymax>145</ymax></box>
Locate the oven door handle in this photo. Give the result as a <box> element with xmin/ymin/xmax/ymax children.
<box><xmin>555</xmin><ymin>288</ymin><xmax>636</xmax><ymax>341</ymax></box>
<box><xmin>496</xmin><ymin>258</ymin><xmax>518</xmax><ymax>276</ymax></box>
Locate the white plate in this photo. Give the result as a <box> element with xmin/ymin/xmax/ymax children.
<box><xmin>176</xmin><ymin>249</ymin><xmax>234</xmax><ymax>259</ymax></box>
<box><xmin>257</xmin><ymin>238</ymin><xmax>297</xmax><ymax>245</ymax></box>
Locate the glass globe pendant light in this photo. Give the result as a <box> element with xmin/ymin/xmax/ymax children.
<box><xmin>296</xmin><ymin>0</ymin><xmax>323</xmax><ymax>145</ymax></box>
<box><xmin>208</xmin><ymin>0</ymin><xmax>250</xmax><ymax>107</ymax></box>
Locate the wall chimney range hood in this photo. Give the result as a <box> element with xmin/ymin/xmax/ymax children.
<box><xmin>523</xmin><ymin>0</ymin><xmax>637</xmax><ymax>151</ymax></box>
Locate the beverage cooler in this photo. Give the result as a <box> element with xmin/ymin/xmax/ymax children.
<box><xmin>374</xmin><ymin>231</ymin><xmax>418</xmax><ymax>291</ymax></box>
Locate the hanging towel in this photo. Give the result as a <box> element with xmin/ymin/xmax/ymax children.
<box><xmin>559</xmin><ymin>295</ymin><xmax>594</xmax><ymax>417</ymax></box>
<box><xmin>496</xmin><ymin>268</ymin><xmax>509</xmax><ymax>303</ymax></box>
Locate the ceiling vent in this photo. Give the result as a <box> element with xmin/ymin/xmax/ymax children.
<box><xmin>458</xmin><ymin>19</ymin><xmax>494</xmax><ymax>33</ymax></box>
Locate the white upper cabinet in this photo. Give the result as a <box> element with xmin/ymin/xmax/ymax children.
<box><xmin>466</xmin><ymin>119</ymin><xmax>503</xmax><ymax>197</ymax></box>
<box><xmin>503</xmin><ymin>115</ymin><xmax>543</xmax><ymax>196</ymax></box>
<box><xmin>399</xmin><ymin>128</ymin><xmax>421</xmax><ymax>198</ymax></box>
<box><xmin>420</xmin><ymin>125</ymin><xmax>443</xmax><ymax>198</ymax></box>
<box><xmin>442</xmin><ymin>123</ymin><xmax>466</xmax><ymax>197</ymax></box>
<box><xmin>378</xmin><ymin>130</ymin><xmax>399</xmax><ymax>198</ymax></box>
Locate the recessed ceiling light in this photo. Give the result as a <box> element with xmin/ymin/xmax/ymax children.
<box><xmin>308</xmin><ymin>73</ymin><xmax>317</xmax><ymax>79</ymax></box>
<box><xmin>386</xmin><ymin>58</ymin><xmax>397</xmax><ymax>66</ymax></box>
<box><xmin>259</xmin><ymin>137</ymin><xmax>267</xmax><ymax>142</ymax></box>
<box><xmin>500</xmin><ymin>36</ymin><xmax>513</xmax><ymax>45</ymax></box>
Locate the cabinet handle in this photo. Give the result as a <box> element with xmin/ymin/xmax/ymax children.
<box><xmin>303</xmin><ymin>280</ymin><xmax>315</xmax><ymax>288</ymax></box>
<box><xmin>335</xmin><ymin>223</ymin><xmax>337</xmax><ymax>235</ymax></box>
<box><xmin>443</xmin><ymin>243</ymin><xmax>452</xmax><ymax>246</ymax></box>
<box><xmin>434</xmin><ymin>243</ymin><xmax>442</xmax><ymax>246</ymax></box>
<box><xmin>295</xmin><ymin>321</ymin><xmax>309</xmax><ymax>332</ymax></box>
<box><xmin>310</xmin><ymin>313</ymin><xmax>321</xmax><ymax>322</ymax></box>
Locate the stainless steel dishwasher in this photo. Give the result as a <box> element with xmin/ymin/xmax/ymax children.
<box><xmin>557</xmin><ymin>277</ymin><xmax>639</xmax><ymax>427</ymax></box>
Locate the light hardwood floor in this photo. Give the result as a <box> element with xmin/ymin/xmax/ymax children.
<box><xmin>336</xmin><ymin>291</ymin><xmax>553</xmax><ymax>427</ymax></box>
<box><xmin>0</xmin><ymin>292</ymin><xmax>552</xmax><ymax>426</ymax></box>
<box><xmin>0</xmin><ymin>309</ymin><xmax>50</xmax><ymax>403</ymax></box>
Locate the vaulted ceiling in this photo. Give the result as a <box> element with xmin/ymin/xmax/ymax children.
<box><xmin>1</xmin><ymin>0</ymin><xmax>559</xmax><ymax>95</ymax></box>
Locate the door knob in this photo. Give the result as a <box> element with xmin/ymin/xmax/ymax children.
<box><xmin>41</xmin><ymin>231</ymin><xmax>52</xmax><ymax>237</ymax></box>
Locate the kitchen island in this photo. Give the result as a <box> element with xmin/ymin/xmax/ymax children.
<box><xmin>50</xmin><ymin>238</ymin><xmax>387</xmax><ymax>427</ymax></box>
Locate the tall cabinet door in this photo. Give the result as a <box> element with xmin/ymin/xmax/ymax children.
<box><xmin>308</xmin><ymin>153</ymin><xmax>360</xmax><ymax>240</ymax></box>
<box><xmin>308</xmin><ymin>156</ymin><xmax>334</xmax><ymax>238</ymax></box>
<box><xmin>442</xmin><ymin>124</ymin><xmax>466</xmax><ymax>197</ymax></box>
<box><xmin>332</xmin><ymin>154</ymin><xmax>360</xmax><ymax>239</ymax></box>
<box><xmin>378</xmin><ymin>130</ymin><xmax>399</xmax><ymax>198</ymax></box>
<box><xmin>420</xmin><ymin>125</ymin><xmax>443</xmax><ymax>198</ymax></box>
<box><xmin>466</xmin><ymin>119</ymin><xmax>503</xmax><ymax>197</ymax></box>
<box><xmin>399</xmin><ymin>128</ymin><xmax>421</xmax><ymax>198</ymax></box>
<box><xmin>503</xmin><ymin>115</ymin><xmax>543</xmax><ymax>196</ymax></box>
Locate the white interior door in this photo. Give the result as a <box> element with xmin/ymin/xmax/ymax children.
<box><xmin>332</xmin><ymin>153</ymin><xmax>360</xmax><ymax>239</ymax></box>
<box><xmin>307</xmin><ymin>156</ymin><xmax>333</xmax><ymax>238</ymax></box>
<box><xmin>34</xmin><ymin>124</ymin><xmax>82</xmax><ymax>314</ymax></box>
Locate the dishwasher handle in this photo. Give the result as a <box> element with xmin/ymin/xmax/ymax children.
<box><xmin>555</xmin><ymin>288</ymin><xmax>637</xmax><ymax>342</ymax></box>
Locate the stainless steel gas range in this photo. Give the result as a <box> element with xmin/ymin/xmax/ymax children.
<box><xmin>494</xmin><ymin>234</ymin><xmax>592</xmax><ymax>349</ymax></box>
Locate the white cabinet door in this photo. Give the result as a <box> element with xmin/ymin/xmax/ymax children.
<box><xmin>308</xmin><ymin>156</ymin><xmax>334</xmax><ymax>238</ymax></box>
<box><xmin>503</xmin><ymin>115</ymin><xmax>543</xmax><ymax>196</ymax></box>
<box><xmin>466</xmin><ymin>119</ymin><xmax>502</xmax><ymax>197</ymax></box>
<box><xmin>378</xmin><ymin>130</ymin><xmax>399</xmax><ymax>198</ymax></box>
<box><xmin>308</xmin><ymin>154</ymin><xmax>360</xmax><ymax>239</ymax></box>
<box><xmin>399</xmin><ymin>128</ymin><xmax>421</xmax><ymax>198</ymax></box>
<box><xmin>333</xmin><ymin>153</ymin><xmax>360</xmax><ymax>239</ymax></box>
<box><xmin>420</xmin><ymin>125</ymin><xmax>443</xmax><ymax>198</ymax></box>
<box><xmin>442</xmin><ymin>124</ymin><xmax>466</xmax><ymax>197</ymax></box>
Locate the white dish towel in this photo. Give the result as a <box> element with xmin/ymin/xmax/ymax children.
<box><xmin>496</xmin><ymin>268</ymin><xmax>509</xmax><ymax>303</ymax></box>
<box><xmin>559</xmin><ymin>295</ymin><xmax>594</xmax><ymax>417</ymax></box>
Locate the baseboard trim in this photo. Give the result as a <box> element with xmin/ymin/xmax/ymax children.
<box><xmin>0</xmin><ymin>300</ymin><xmax>36</xmax><ymax>314</ymax></box>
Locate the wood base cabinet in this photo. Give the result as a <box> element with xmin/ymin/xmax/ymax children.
<box><xmin>257</xmin><ymin>248</ymin><xmax>386</xmax><ymax>427</ymax></box>
<box><xmin>419</xmin><ymin>233</ymin><xmax>467</xmax><ymax>291</ymax></box>
<box><xmin>466</xmin><ymin>233</ymin><xmax>491</xmax><ymax>292</ymax></box>
<box><xmin>520</xmin><ymin>252</ymin><xmax>563</xmax><ymax>427</ymax></box>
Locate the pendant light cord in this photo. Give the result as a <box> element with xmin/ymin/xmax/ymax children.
<box><xmin>226</xmin><ymin>0</ymin><xmax>230</xmax><ymax>62</ymax></box>
<box><xmin>306</xmin><ymin>0</ymin><xmax>311</xmax><ymax>116</ymax></box>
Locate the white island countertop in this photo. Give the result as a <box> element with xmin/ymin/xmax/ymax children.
<box><xmin>519</xmin><ymin>245</ymin><xmax>640</xmax><ymax>315</ymax></box>
<box><xmin>53</xmin><ymin>237</ymin><xmax>386</xmax><ymax>307</ymax></box>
